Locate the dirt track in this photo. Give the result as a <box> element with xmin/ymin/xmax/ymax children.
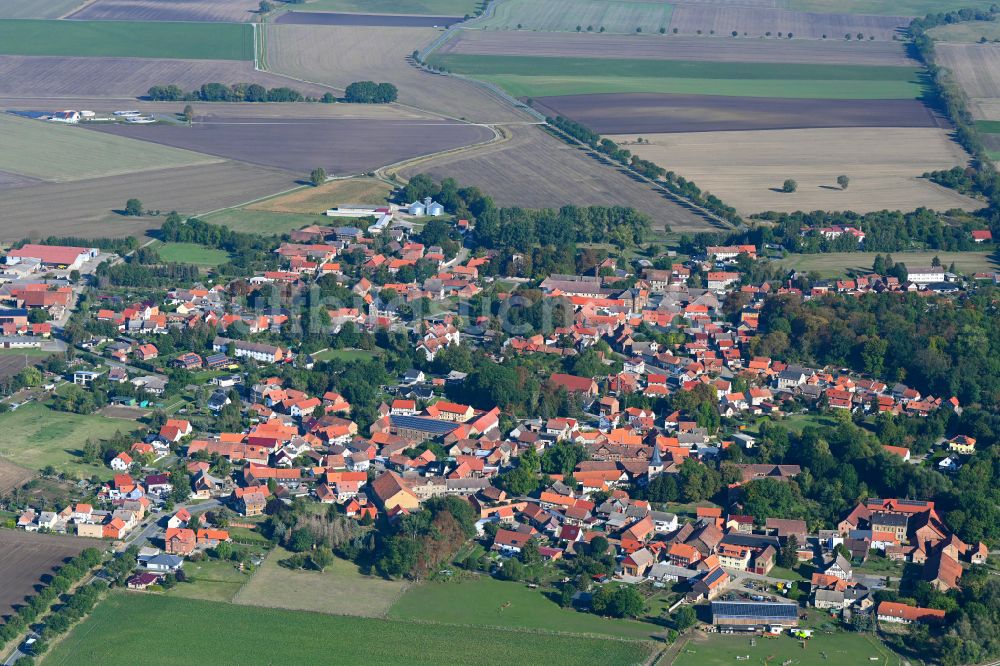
<box><xmin>444</xmin><ymin>29</ymin><xmax>917</xmax><ymax>66</ymax></box>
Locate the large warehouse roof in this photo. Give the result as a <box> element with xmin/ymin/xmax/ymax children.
<box><xmin>711</xmin><ymin>601</ymin><xmax>798</xmax><ymax>621</ymax></box>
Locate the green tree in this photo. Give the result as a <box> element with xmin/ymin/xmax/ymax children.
<box><xmin>183</xmin><ymin>105</ymin><xmax>194</xmax><ymax>124</ymax></box>
<box><xmin>310</xmin><ymin>167</ymin><xmax>327</xmax><ymax>187</ymax></box>
<box><xmin>778</xmin><ymin>534</ymin><xmax>799</xmax><ymax>568</ymax></box>
<box><xmin>309</xmin><ymin>547</ymin><xmax>334</xmax><ymax>572</ymax></box>
<box><xmin>673</xmin><ymin>605</ymin><xmax>697</xmax><ymax>631</ymax></box>
<box><xmin>837</xmin><ymin>175</ymin><xmax>850</xmax><ymax>190</ymax></box>
<box><xmin>124</xmin><ymin>198</ymin><xmax>144</xmax><ymax>216</ymax></box>
<box><xmin>782</xmin><ymin>179</ymin><xmax>797</xmax><ymax>193</ymax></box>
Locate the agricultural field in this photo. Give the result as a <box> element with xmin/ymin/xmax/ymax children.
<box><xmin>442</xmin><ymin>29</ymin><xmax>918</xmax><ymax>66</ymax></box>
<box><xmin>0</xmin><ymin>55</ymin><xmax>328</xmax><ymax>99</ymax></box>
<box><xmin>929</xmin><ymin>20</ymin><xmax>1000</xmax><ymax>43</ymax></box>
<box><xmin>0</xmin><ymin>19</ymin><xmax>253</xmax><ymax>60</ymax></box>
<box><xmin>0</xmin><ymin>161</ymin><xmax>300</xmax><ymax>241</ymax></box>
<box><xmin>427</xmin><ymin>53</ymin><xmax>925</xmax><ymax>98</ymax></box>
<box><xmin>787</xmin><ymin>0</ymin><xmax>998</xmax><ymax>15</ymax></box>
<box><xmin>936</xmin><ymin>42</ymin><xmax>1000</xmax><ymax>121</ymax></box>
<box><xmin>291</xmin><ymin>0</ymin><xmax>482</xmax><ymax>14</ymax></box>
<box><xmin>0</xmin><ymin>402</ymin><xmax>139</xmax><ymax>480</ymax></box>
<box><xmin>532</xmin><ymin>93</ymin><xmax>942</xmax><ymax>134</ymax></box>
<box><xmin>777</xmin><ymin>250</ymin><xmax>1000</xmax><ymax>278</ymax></box>
<box><xmin>0</xmin><ymin>352</ymin><xmax>48</xmax><ymax>381</ymax></box>
<box><xmin>388</xmin><ymin>577</ymin><xmax>661</xmax><ymax>640</ymax></box>
<box><xmin>0</xmin><ymin>0</ymin><xmax>85</xmax><ymax>19</ymax></box>
<box><xmin>155</xmin><ymin>242</ymin><xmax>232</xmax><ymax>267</ymax></box>
<box><xmin>248</xmin><ymin>177</ymin><xmax>393</xmax><ymax>214</ymax></box>
<box><xmin>67</xmin><ymin>0</ymin><xmax>259</xmax><ymax>23</ymax></box>
<box><xmin>86</xmin><ymin>117</ymin><xmax>493</xmax><ymax>176</ymax></box>
<box><xmin>0</xmin><ymin>169</ymin><xmax>40</xmax><ymax>192</ymax></box>
<box><xmin>665</xmin><ymin>5</ymin><xmax>909</xmax><ymax>40</ymax></box>
<box><xmin>263</xmin><ymin>24</ymin><xmax>531</xmax><ymax>122</ymax></box>
<box><xmin>45</xmin><ymin>593</ymin><xmax>656</xmax><ymax>666</ymax></box>
<box><xmin>612</xmin><ymin>127</ymin><xmax>981</xmax><ymax>216</ymax></box>
<box><xmin>479</xmin><ymin>0</ymin><xmax>674</xmax><ymax>34</ymax></box>
<box><xmin>674</xmin><ymin>628</ymin><xmax>900</xmax><ymax>666</ymax></box>
<box><xmin>276</xmin><ymin>12</ymin><xmax>464</xmax><ymax>27</ymax></box>
<box><xmin>0</xmin><ymin>113</ymin><xmax>220</xmax><ymax>183</ymax></box>
<box><xmin>397</xmin><ymin>124</ymin><xmax>714</xmax><ymax>233</ymax></box>
<box><xmin>235</xmin><ymin>548</ymin><xmax>409</xmax><ymax>616</ymax></box>
<box><xmin>202</xmin><ymin>208</ymin><xmax>324</xmax><ymax>235</ymax></box>
<box><xmin>0</xmin><ymin>460</ymin><xmax>34</xmax><ymax>494</ymax></box>
<box><xmin>0</xmin><ymin>530</ymin><xmax>88</xmax><ymax>622</ymax></box>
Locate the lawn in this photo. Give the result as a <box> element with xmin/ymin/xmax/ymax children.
<box><xmin>235</xmin><ymin>548</ymin><xmax>409</xmax><ymax>616</ymax></box>
<box><xmin>428</xmin><ymin>54</ymin><xmax>924</xmax><ymax>99</ymax></box>
<box><xmin>248</xmin><ymin>177</ymin><xmax>393</xmax><ymax>214</ymax></box>
<box><xmin>311</xmin><ymin>348</ymin><xmax>380</xmax><ymax>362</ymax></box>
<box><xmin>202</xmin><ymin>207</ymin><xmax>323</xmax><ymax>235</ymax></box>
<box><xmin>0</xmin><ymin>402</ymin><xmax>138</xmax><ymax>480</ymax></box>
<box><xmin>789</xmin><ymin>0</ymin><xmax>999</xmax><ymax>15</ymax></box>
<box><xmin>675</xmin><ymin>629</ymin><xmax>901</xmax><ymax>666</ymax></box>
<box><xmin>156</xmin><ymin>242</ymin><xmax>231</xmax><ymax>267</ymax></box>
<box><xmin>388</xmin><ymin>576</ymin><xmax>663</xmax><ymax>640</ymax></box>
<box><xmin>166</xmin><ymin>558</ymin><xmax>252</xmax><ymax>603</ymax></box>
<box><xmin>45</xmin><ymin>593</ymin><xmax>655</xmax><ymax>666</ymax></box>
<box><xmin>774</xmin><ymin>413</ymin><xmax>841</xmax><ymax>434</ymax></box>
<box><xmin>0</xmin><ymin>113</ymin><xmax>220</xmax><ymax>183</ymax></box>
<box><xmin>776</xmin><ymin>250</ymin><xmax>1000</xmax><ymax>277</ymax></box>
<box><xmin>297</xmin><ymin>0</ymin><xmax>482</xmax><ymax>14</ymax></box>
<box><xmin>0</xmin><ymin>19</ymin><xmax>253</xmax><ymax>59</ymax></box>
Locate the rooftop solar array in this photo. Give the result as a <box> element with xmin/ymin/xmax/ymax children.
<box><xmin>711</xmin><ymin>601</ymin><xmax>799</xmax><ymax>620</ymax></box>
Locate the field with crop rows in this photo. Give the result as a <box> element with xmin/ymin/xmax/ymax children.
<box><xmin>480</xmin><ymin>0</ymin><xmax>673</xmax><ymax>34</ymax></box>
<box><xmin>67</xmin><ymin>0</ymin><xmax>259</xmax><ymax>22</ymax></box>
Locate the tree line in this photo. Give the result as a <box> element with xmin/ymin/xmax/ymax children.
<box><xmin>147</xmin><ymin>83</ymin><xmax>309</xmax><ymax>103</ymax></box>
<box><xmin>344</xmin><ymin>81</ymin><xmax>398</xmax><ymax>104</ymax></box>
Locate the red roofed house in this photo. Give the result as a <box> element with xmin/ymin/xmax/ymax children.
<box><xmin>6</xmin><ymin>244</ymin><xmax>97</xmax><ymax>269</ymax></box>
<box><xmin>165</xmin><ymin>528</ymin><xmax>197</xmax><ymax>555</ymax></box>
<box><xmin>549</xmin><ymin>373</ymin><xmax>598</xmax><ymax>397</ymax></box>
<box><xmin>877</xmin><ymin>601</ymin><xmax>946</xmax><ymax>624</ymax></box>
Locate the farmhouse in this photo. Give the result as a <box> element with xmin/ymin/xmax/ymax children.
<box><xmin>5</xmin><ymin>244</ymin><xmax>98</xmax><ymax>270</ymax></box>
<box><xmin>877</xmin><ymin>601</ymin><xmax>946</xmax><ymax>625</ymax></box>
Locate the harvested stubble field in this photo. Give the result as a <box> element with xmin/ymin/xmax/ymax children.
<box><xmin>0</xmin><ymin>112</ymin><xmax>220</xmax><ymax>182</ymax></box>
<box><xmin>936</xmin><ymin>43</ymin><xmax>1000</xmax><ymax>119</ymax></box>
<box><xmin>276</xmin><ymin>11</ymin><xmax>463</xmax><ymax>26</ymax></box>
<box><xmin>0</xmin><ymin>530</ymin><xmax>88</xmax><ymax>622</ymax></box>
<box><xmin>0</xmin><ymin>0</ymin><xmax>85</xmax><ymax>19</ymax></box>
<box><xmin>46</xmin><ymin>593</ymin><xmax>656</xmax><ymax>666</ymax></box>
<box><xmin>264</xmin><ymin>24</ymin><xmax>531</xmax><ymax>122</ymax></box>
<box><xmin>666</xmin><ymin>5</ymin><xmax>909</xmax><ymax>40</ymax></box>
<box><xmin>788</xmin><ymin>0</ymin><xmax>998</xmax><ymax>14</ymax></box>
<box><xmin>430</xmin><ymin>53</ymin><xmax>924</xmax><ymax>98</ymax></box>
<box><xmin>398</xmin><ymin>124</ymin><xmax>713</xmax><ymax>233</ymax></box>
<box><xmin>67</xmin><ymin>0</ymin><xmax>259</xmax><ymax>22</ymax></box>
<box><xmin>611</xmin><ymin>127</ymin><xmax>982</xmax><ymax>215</ymax></box>
<box><xmin>248</xmin><ymin>177</ymin><xmax>393</xmax><ymax>213</ymax></box>
<box><xmin>0</xmin><ymin>19</ymin><xmax>253</xmax><ymax>60</ymax></box>
<box><xmin>445</xmin><ymin>29</ymin><xmax>917</xmax><ymax>66</ymax></box>
<box><xmin>928</xmin><ymin>20</ymin><xmax>1000</xmax><ymax>43</ymax></box>
<box><xmin>0</xmin><ymin>55</ymin><xmax>330</xmax><ymax>99</ymax></box>
<box><xmin>293</xmin><ymin>0</ymin><xmax>481</xmax><ymax>13</ymax></box>
<box><xmin>531</xmin><ymin>93</ymin><xmax>944</xmax><ymax>134</ymax></box>
<box><xmin>480</xmin><ymin>0</ymin><xmax>674</xmax><ymax>34</ymax></box>
<box><xmin>0</xmin><ymin>161</ymin><xmax>300</xmax><ymax>240</ymax></box>
<box><xmin>777</xmin><ymin>250</ymin><xmax>1000</xmax><ymax>278</ymax></box>
<box><xmin>86</xmin><ymin>118</ymin><xmax>493</xmax><ymax>175</ymax></box>
<box><xmin>0</xmin><ymin>169</ymin><xmax>41</xmax><ymax>192</ymax></box>
<box><xmin>0</xmin><ymin>460</ymin><xmax>34</xmax><ymax>494</ymax></box>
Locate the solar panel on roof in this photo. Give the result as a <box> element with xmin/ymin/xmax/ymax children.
<box><xmin>711</xmin><ymin>601</ymin><xmax>798</xmax><ymax>620</ymax></box>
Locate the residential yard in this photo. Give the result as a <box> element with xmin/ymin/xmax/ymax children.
<box><xmin>674</xmin><ymin>627</ymin><xmax>901</xmax><ymax>666</ymax></box>
<box><xmin>44</xmin><ymin>593</ymin><xmax>656</xmax><ymax>665</ymax></box>
<box><xmin>776</xmin><ymin>250</ymin><xmax>1000</xmax><ymax>278</ymax></box>
<box><xmin>155</xmin><ymin>242</ymin><xmax>231</xmax><ymax>267</ymax></box>
<box><xmin>388</xmin><ymin>576</ymin><xmax>664</xmax><ymax>640</ymax></box>
<box><xmin>0</xmin><ymin>402</ymin><xmax>138</xmax><ymax>480</ymax></box>
<box><xmin>235</xmin><ymin>548</ymin><xmax>410</xmax><ymax>616</ymax></box>
<box><xmin>202</xmin><ymin>207</ymin><xmax>324</xmax><ymax>236</ymax></box>
<box><xmin>166</xmin><ymin>557</ymin><xmax>253</xmax><ymax>603</ymax></box>
<box><xmin>311</xmin><ymin>348</ymin><xmax>381</xmax><ymax>363</ymax></box>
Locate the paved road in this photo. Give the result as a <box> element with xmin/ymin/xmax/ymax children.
<box><xmin>123</xmin><ymin>498</ymin><xmax>222</xmax><ymax>550</ymax></box>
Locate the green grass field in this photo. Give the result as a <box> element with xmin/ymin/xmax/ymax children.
<box><xmin>388</xmin><ymin>577</ymin><xmax>662</xmax><ymax>640</ymax></box>
<box><xmin>929</xmin><ymin>19</ymin><xmax>1000</xmax><ymax>42</ymax></box>
<box><xmin>45</xmin><ymin>593</ymin><xmax>655</xmax><ymax>666</ymax></box>
<box><xmin>0</xmin><ymin>19</ymin><xmax>253</xmax><ymax>59</ymax></box>
<box><xmin>0</xmin><ymin>402</ymin><xmax>138</xmax><ymax>480</ymax></box>
<box><xmin>297</xmin><ymin>0</ymin><xmax>482</xmax><ymax>14</ymax></box>
<box><xmin>156</xmin><ymin>242</ymin><xmax>231</xmax><ymax>267</ymax></box>
<box><xmin>674</xmin><ymin>630</ymin><xmax>900</xmax><ymax>666</ymax></box>
<box><xmin>480</xmin><ymin>0</ymin><xmax>672</xmax><ymax>34</ymax></box>
<box><xmin>429</xmin><ymin>54</ymin><xmax>924</xmax><ymax>99</ymax></box>
<box><xmin>976</xmin><ymin>120</ymin><xmax>1000</xmax><ymax>134</ymax></box>
<box><xmin>789</xmin><ymin>0</ymin><xmax>1000</xmax><ymax>15</ymax></box>
<box><xmin>311</xmin><ymin>348</ymin><xmax>380</xmax><ymax>362</ymax></box>
<box><xmin>776</xmin><ymin>250</ymin><xmax>1000</xmax><ymax>277</ymax></box>
<box><xmin>0</xmin><ymin>0</ymin><xmax>85</xmax><ymax>19</ymax></box>
<box><xmin>235</xmin><ymin>548</ymin><xmax>409</xmax><ymax>616</ymax></box>
<box><xmin>202</xmin><ymin>208</ymin><xmax>323</xmax><ymax>235</ymax></box>
<box><xmin>0</xmin><ymin>113</ymin><xmax>219</xmax><ymax>182</ymax></box>
<box><xmin>166</xmin><ymin>558</ymin><xmax>252</xmax><ymax>603</ymax></box>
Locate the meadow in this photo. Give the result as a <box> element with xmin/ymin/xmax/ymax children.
<box><xmin>0</xmin><ymin>113</ymin><xmax>220</xmax><ymax>183</ymax></box>
<box><xmin>776</xmin><ymin>250</ymin><xmax>1000</xmax><ymax>277</ymax></box>
<box><xmin>202</xmin><ymin>208</ymin><xmax>324</xmax><ymax>235</ymax></box>
<box><xmin>388</xmin><ymin>576</ymin><xmax>663</xmax><ymax>640</ymax></box>
<box><xmin>44</xmin><ymin>593</ymin><xmax>656</xmax><ymax>666</ymax></box>
<box><xmin>429</xmin><ymin>54</ymin><xmax>924</xmax><ymax>99</ymax></box>
<box><xmin>311</xmin><ymin>348</ymin><xmax>381</xmax><ymax>362</ymax></box>
<box><xmin>155</xmin><ymin>242</ymin><xmax>231</xmax><ymax>267</ymax></box>
<box><xmin>295</xmin><ymin>0</ymin><xmax>482</xmax><ymax>14</ymax></box>
<box><xmin>0</xmin><ymin>19</ymin><xmax>253</xmax><ymax>59</ymax></box>
<box><xmin>674</xmin><ymin>629</ymin><xmax>900</xmax><ymax>666</ymax></box>
<box><xmin>165</xmin><ymin>558</ymin><xmax>252</xmax><ymax>603</ymax></box>
<box><xmin>480</xmin><ymin>0</ymin><xmax>673</xmax><ymax>34</ymax></box>
<box><xmin>0</xmin><ymin>402</ymin><xmax>138</xmax><ymax>479</ymax></box>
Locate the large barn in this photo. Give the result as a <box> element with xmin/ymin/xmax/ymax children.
<box><xmin>711</xmin><ymin>601</ymin><xmax>800</xmax><ymax>632</ymax></box>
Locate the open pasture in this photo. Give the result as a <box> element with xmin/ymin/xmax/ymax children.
<box><xmin>777</xmin><ymin>250</ymin><xmax>1000</xmax><ymax>278</ymax></box>
<box><xmin>533</xmin><ymin>93</ymin><xmax>943</xmax><ymax>134</ymax></box>
<box><xmin>0</xmin><ymin>0</ymin><xmax>85</xmax><ymax>19</ymax></box>
<box><xmin>248</xmin><ymin>177</ymin><xmax>393</xmax><ymax>213</ymax></box>
<box><xmin>0</xmin><ymin>530</ymin><xmax>88</xmax><ymax>622</ymax></box>
<box><xmin>612</xmin><ymin>127</ymin><xmax>981</xmax><ymax>216</ymax></box>
<box><xmin>264</xmin><ymin>24</ymin><xmax>531</xmax><ymax>122</ymax></box>
<box><xmin>444</xmin><ymin>30</ymin><xmax>917</xmax><ymax>66</ymax></box>
<box><xmin>0</xmin><ymin>112</ymin><xmax>220</xmax><ymax>182</ymax></box>
<box><xmin>480</xmin><ymin>0</ymin><xmax>673</xmax><ymax>34</ymax></box>
<box><xmin>45</xmin><ymin>593</ymin><xmax>656</xmax><ymax>666</ymax></box>
<box><xmin>86</xmin><ymin>117</ymin><xmax>493</xmax><ymax>175</ymax></box>
<box><xmin>666</xmin><ymin>5</ymin><xmax>909</xmax><ymax>40</ymax></box>
<box><xmin>276</xmin><ymin>11</ymin><xmax>463</xmax><ymax>26</ymax></box>
<box><xmin>156</xmin><ymin>242</ymin><xmax>231</xmax><ymax>266</ymax></box>
<box><xmin>0</xmin><ymin>55</ymin><xmax>327</xmax><ymax>100</ymax></box>
<box><xmin>292</xmin><ymin>0</ymin><xmax>481</xmax><ymax>13</ymax></box>
<box><xmin>0</xmin><ymin>460</ymin><xmax>34</xmax><ymax>494</ymax></box>
<box><xmin>202</xmin><ymin>208</ymin><xmax>324</xmax><ymax>235</ymax></box>
<box><xmin>0</xmin><ymin>19</ymin><xmax>253</xmax><ymax>59</ymax></box>
<box><xmin>67</xmin><ymin>0</ymin><xmax>259</xmax><ymax>23</ymax></box>
<box><xmin>398</xmin><ymin>124</ymin><xmax>714</xmax><ymax>233</ymax></box>
<box><xmin>674</xmin><ymin>629</ymin><xmax>900</xmax><ymax>666</ymax></box>
<box><xmin>0</xmin><ymin>161</ymin><xmax>299</xmax><ymax>241</ymax></box>
<box><xmin>429</xmin><ymin>53</ymin><xmax>924</xmax><ymax>99</ymax></box>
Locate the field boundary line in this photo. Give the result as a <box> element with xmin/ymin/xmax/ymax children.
<box><xmin>377</xmin><ymin>122</ymin><xmax>514</xmax><ymax>185</ymax></box>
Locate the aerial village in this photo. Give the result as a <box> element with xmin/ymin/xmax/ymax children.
<box><xmin>1</xmin><ymin>215</ymin><xmax>997</xmax><ymax>650</ymax></box>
